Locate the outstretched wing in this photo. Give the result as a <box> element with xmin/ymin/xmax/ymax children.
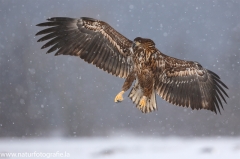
<box><xmin>154</xmin><ymin>52</ymin><xmax>228</xmax><ymax>114</ymax></box>
<box><xmin>36</xmin><ymin>17</ymin><xmax>133</xmax><ymax>78</ymax></box>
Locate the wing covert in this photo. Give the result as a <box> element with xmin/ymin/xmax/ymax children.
<box><xmin>36</xmin><ymin>17</ymin><xmax>133</xmax><ymax>78</ymax></box>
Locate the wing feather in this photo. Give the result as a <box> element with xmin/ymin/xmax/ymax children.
<box><xmin>108</xmin><ymin>55</ymin><xmax>115</xmax><ymax>74</ymax></box>
<box><xmin>181</xmin><ymin>76</ymin><xmax>189</xmax><ymax>106</ymax></box>
<box><xmin>185</xmin><ymin>77</ymin><xmax>191</xmax><ymax>107</ymax></box>
<box><xmin>99</xmin><ymin>48</ymin><xmax>109</xmax><ymax>69</ymax></box>
<box><xmin>119</xmin><ymin>60</ymin><xmax>126</xmax><ymax>78</ymax></box>
<box><xmin>111</xmin><ymin>55</ymin><xmax>118</xmax><ymax>75</ymax></box>
<box><xmin>168</xmin><ymin>78</ymin><xmax>176</xmax><ymax>104</ymax></box>
<box><xmin>85</xmin><ymin>39</ymin><xmax>100</xmax><ymax>62</ymax></box>
<box><xmin>166</xmin><ymin>79</ymin><xmax>174</xmax><ymax>103</ymax></box>
<box><xmin>115</xmin><ymin>57</ymin><xmax>122</xmax><ymax>76</ymax></box>
<box><xmin>80</xmin><ymin>36</ymin><xmax>98</xmax><ymax>58</ymax></box>
<box><xmin>103</xmin><ymin>51</ymin><xmax>112</xmax><ymax>73</ymax></box>
<box><xmin>36</xmin><ymin>17</ymin><xmax>133</xmax><ymax>78</ymax></box>
<box><xmin>88</xmin><ymin>40</ymin><xmax>103</xmax><ymax>63</ymax></box>
<box><xmin>155</xmin><ymin>52</ymin><xmax>228</xmax><ymax>114</ymax></box>
<box><xmin>93</xmin><ymin>45</ymin><xmax>106</xmax><ymax>67</ymax></box>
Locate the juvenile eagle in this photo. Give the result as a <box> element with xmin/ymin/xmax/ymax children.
<box><xmin>36</xmin><ymin>17</ymin><xmax>228</xmax><ymax>114</ymax></box>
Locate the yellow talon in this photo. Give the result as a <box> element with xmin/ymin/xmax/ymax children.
<box><xmin>114</xmin><ymin>91</ymin><xmax>124</xmax><ymax>102</ymax></box>
<box><xmin>139</xmin><ymin>96</ymin><xmax>147</xmax><ymax>109</ymax></box>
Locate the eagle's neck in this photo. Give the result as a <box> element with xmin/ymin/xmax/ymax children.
<box><xmin>135</xmin><ymin>47</ymin><xmax>156</xmax><ymax>62</ymax></box>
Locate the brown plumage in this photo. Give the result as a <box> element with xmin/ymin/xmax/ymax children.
<box><xmin>36</xmin><ymin>17</ymin><xmax>228</xmax><ymax>114</ymax></box>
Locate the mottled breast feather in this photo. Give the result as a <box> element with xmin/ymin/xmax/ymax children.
<box><xmin>154</xmin><ymin>51</ymin><xmax>228</xmax><ymax>114</ymax></box>
<box><xmin>36</xmin><ymin>17</ymin><xmax>133</xmax><ymax>78</ymax></box>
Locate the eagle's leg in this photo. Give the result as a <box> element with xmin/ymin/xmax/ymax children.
<box><xmin>114</xmin><ymin>91</ymin><xmax>124</xmax><ymax>102</ymax></box>
<box><xmin>139</xmin><ymin>86</ymin><xmax>153</xmax><ymax>109</ymax></box>
<box><xmin>114</xmin><ymin>72</ymin><xmax>135</xmax><ymax>102</ymax></box>
<box><xmin>138</xmin><ymin>72</ymin><xmax>154</xmax><ymax>110</ymax></box>
<box><xmin>139</xmin><ymin>96</ymin><xmax>147</xmax><ymax>109</ymax></box>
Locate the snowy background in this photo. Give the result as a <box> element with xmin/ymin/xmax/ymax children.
<box><xmin>1</xmin><ymin>137</ymin><xmax>240</xmax><ymax>159</ymax></box>
<box><xmin>0</xmin><ymin>0</ymin><xmax>240</xmax><ymax>158</ymax></box>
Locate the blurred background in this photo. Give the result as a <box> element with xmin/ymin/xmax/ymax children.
<box><xmin>0</xmin><ymin>0</ymin><xmax>240</xmax><ymax>158</ymax></box>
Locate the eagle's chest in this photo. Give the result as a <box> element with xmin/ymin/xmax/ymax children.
<box><xmin>132</xmin><ymin>51</ymin><xmax>155</xmax><ymax>73</ymax></box>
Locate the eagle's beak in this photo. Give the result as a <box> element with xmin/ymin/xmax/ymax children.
<box><xmin>132</xmin><ymin>42</ymin><xmax>136</xmax><ymax>48</ymax></box>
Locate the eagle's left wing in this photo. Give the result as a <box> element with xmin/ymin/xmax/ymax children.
<box><xmin>36</xmin><ymin>17</ymin><xmax>133</xmax><ymax>78</ymax></box>
<box><xmin>154</xmin><ymin>52</ymin><xmax>228</xmax><ymax>114</ymax></box>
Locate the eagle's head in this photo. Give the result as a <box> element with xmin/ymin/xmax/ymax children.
<box><xmin>133</xmin><ymin>37</ymin><xmax>156</xmax><ymax>54</ymax></box>
<box><xmin>134</xmin><ymin>37</ymin><xmax>155</xmax><ymax>46</ymax></box>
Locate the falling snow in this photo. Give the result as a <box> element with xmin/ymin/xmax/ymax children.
<box><xmin>0</xmin><ymin>2</ymin><xmax>239</xmax><ymax>158</ymax></box>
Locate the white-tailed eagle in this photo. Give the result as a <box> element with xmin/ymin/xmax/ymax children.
<box><xmin>36</xmin><ymin>17</ymin><xmax>228</xmax><ymax>114</ymax></box>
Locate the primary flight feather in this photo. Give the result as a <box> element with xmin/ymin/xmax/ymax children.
<box><xmin>36</xmin><ymin>17</ymin><xmax>228</xmax><ymax>114</ymax></box>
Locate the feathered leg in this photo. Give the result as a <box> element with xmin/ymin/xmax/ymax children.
<box><xmin>114</xmin><ymin>72</ymin><xmax>135</xmax><ymax>102</ymax></box>
<box><xmin>139</xmin><ymin>72</ymin><xmax>153</xmax><ymax>107</ymax></box>
<box><xmin>128</xmin><ymin>70</ymin><xmax>157</xmax><ymax>113</ymax></box>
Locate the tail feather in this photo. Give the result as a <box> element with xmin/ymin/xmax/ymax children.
<box><xmin>129</xmin><ymin>79</ymin><xmax>143</xmax><ymax>105</ymax></box>
<box><xmin>128</xmin><ymin>79</ymin><xmax>157</xmax><ymax>113</ymax></box>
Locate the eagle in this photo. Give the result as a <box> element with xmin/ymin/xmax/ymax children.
<box><xmin>36</xmin><ymin>17</ymin><xmax>228</xmax><ymax>114</ymax></box>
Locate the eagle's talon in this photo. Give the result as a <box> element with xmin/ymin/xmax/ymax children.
<box><xmin>139</xmin><ymin>96</ymin><xmax>147</xmax><ymax>109</ymax></box>
<box><xmin>114</xmin><ymin>91</ymin><xmax>124</xmax><ymax>102</ymax></box>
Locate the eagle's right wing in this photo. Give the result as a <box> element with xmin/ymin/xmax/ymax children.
<box><xmin>36</xmin><ymin>17</ymin><xmax>133</xmax><ymax>78</ymax></box>
<box><xmin>154</xmin><ymin>52</ymin><xmax>228</xmax><ymax>114</ymax></box>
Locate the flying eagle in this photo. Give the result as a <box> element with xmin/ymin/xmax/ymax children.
<box><xmin>36</xmin><ymin>17</ymin><xmax>228</xmax><ymax>114</ymax></box>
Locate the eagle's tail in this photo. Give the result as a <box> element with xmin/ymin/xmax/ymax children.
<box><xmin>128</xmin><ymin>79</ymin><xmax>157</xmax><ymax>113</ymax></box>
